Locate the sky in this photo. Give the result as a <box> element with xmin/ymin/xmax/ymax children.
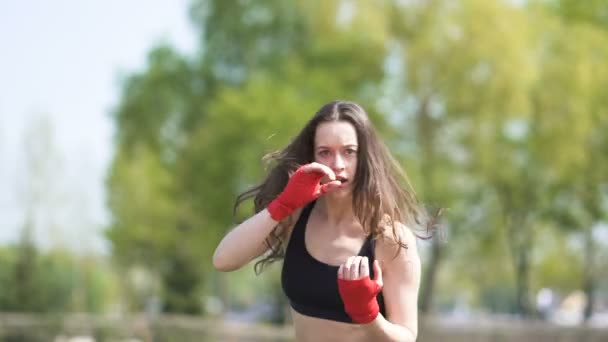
<box><xmin>0</xmin><ymin>1</ymin><xmax>197</xmax><ymax>254</ymax></box>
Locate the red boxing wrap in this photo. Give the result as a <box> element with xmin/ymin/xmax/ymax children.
<box><xmin>338</xmin><ymin>276</ymin><xmax>382</xmax><ymax>324</ymax></box>
<box><xmin>267</xmin><ymin>165</ymin><xmax>333</xmax><ymax>222</ymax></box>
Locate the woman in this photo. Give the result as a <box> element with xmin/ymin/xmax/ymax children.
<box><xmin>213</xmin><ymin>100</ymin><xmax>430</xmax><ymax>341</ymax></box>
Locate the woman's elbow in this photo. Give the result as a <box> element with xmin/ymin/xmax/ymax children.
<box><xmin>212</xmin><ymin>249</ymin><xmax>239</xmax><ymax>272</ymax></box>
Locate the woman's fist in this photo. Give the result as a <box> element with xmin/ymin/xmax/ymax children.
<box><xmin>337</xmin><ymin>256</ymin><xmax>383</xmax><ymax>324</ymax></box>
<box><xmin>267</xmin><ymin>163</ymin><xmax>341</xmax><ymax>221</ymax></box>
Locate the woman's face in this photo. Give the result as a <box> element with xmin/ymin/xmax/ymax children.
<box><xmin>314</xmin><ymin>121</ymin><xmax>358</xmax><ymax>195</ymax></box>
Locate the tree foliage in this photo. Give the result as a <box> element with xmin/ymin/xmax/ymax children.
<box><xmin>105</xmin><ymin>0</ymin><xmax>608</xmax><ymax>319</ymax></box>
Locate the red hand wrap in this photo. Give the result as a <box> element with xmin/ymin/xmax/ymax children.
<box><xmin>267</xmin><ymin>165</ymin><xmax>330</xmax><ymax>222</ymax></box>
<box><xmin>338</xmin><ymin>276</ymin><xmax>382</xmax><ymax>324</ymax></box>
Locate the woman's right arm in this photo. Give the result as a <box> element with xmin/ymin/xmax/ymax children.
<box><xmin>212</xmin><ymin>209</ymin><xmax>285</xmax><ymax>272</ymax></box>
<box><xmin>213</xmin><ymin>162</ymin><xmax>340</xmax><ymax>272</ymax></box>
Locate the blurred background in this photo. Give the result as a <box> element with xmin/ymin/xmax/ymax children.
<box><xmin>1</xmin><ymin>0</ymin><xmax>607</xmax><ymax>341</ymax></box>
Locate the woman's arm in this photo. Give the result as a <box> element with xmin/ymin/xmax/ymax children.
<box><xmin>212</xmin><ymin>208</ymin><xmax>282</xmax><ymax>272</ymax></box>
<box><xmin>366</xmin><ymin>225</ymin><xmax>421</xmax><ymax>341</ymax></box>
<box><xmin>337</xmin><ymin>224</ymin><xmax>421</xmax><ymax>341</ymax></box>
<box><xmin>213</xmin><ymin>162</ymin><xmax>340</xmax><ymax>272</ymax></box>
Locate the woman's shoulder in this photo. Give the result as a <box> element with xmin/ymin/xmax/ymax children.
<box><xmin>375</xmin><ymin>219</ymin><xmax>420</xmax><ymax>264</ymax></box>
<box><xmin>377</xmin><ymin>215</ymin><xmax>417</xmax><ymax>244</ymax></box>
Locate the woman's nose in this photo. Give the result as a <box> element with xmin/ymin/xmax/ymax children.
<box><xmin>332</xmin><ymin>153</ymin><xmax>345</xmax><ymax>170</ymax></box>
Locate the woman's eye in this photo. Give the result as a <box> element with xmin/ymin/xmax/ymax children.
<box><xmin>319</xmin><ymin>150</ymin><xmax>330</xmax><ymax>157</ymax></box>
<box><xmin>346</xmin><ymin>149</ymin><xmax>357</xmax><ymax>155</ymax></box>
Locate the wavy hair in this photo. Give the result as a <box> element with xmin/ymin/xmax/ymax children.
<box><xmin>234</xmin><ymin>100</ymin><xmax>436</xmax><ymax>274</ymax></box>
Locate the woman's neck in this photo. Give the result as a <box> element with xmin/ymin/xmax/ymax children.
<box><xmin>317</xmin><ymin>195</ymin><xmax>357</xmax><ymax>228</ymax></box>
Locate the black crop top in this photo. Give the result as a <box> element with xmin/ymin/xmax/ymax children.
<box><xmin>281</xmin><ymin>201</ymin><xmax>386</xmax><ymax>323</ymax></box>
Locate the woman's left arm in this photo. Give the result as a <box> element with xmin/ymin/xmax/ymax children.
<box><xmin>337</xmin><ymin>225</ymin><xmax>421</xmax><ymax>341</ymax></box>
<box><xmin>367</xmin><ymin>225</ymin><xmax>421</xmax><ymax>341</ymax></box>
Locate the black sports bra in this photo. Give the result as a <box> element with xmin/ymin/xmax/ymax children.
<box><xmin>281</xmin><ymin>201</ymin><xmax>386</xmax><ymax>323</ymax></box>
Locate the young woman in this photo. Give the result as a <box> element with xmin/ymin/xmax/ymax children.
<box><xmin>213</xmin><ymin>100</ymin><xmax>430</xmax><ymax>341</ymax></box>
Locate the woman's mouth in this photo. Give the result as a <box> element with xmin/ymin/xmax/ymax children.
<box><xmin>336</xmin><ymin>176</ymin><xmax>348</xmax><ymax>185</ymax></box>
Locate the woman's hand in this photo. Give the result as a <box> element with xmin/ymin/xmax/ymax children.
<box><xmin>337</xmin><ymin>256</ymin><xmax>384</xmax><ymax>324</ymax></box>
<box><xmin>267</xmin><ymin>162</ymin><xmax>342</xmax><ymax>222</ymax></box>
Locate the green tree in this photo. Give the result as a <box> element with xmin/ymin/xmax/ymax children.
<box><xmin>106</xmin><ymin>0</ymin><xmax>608</xmax><ymax>320</ymax></box>
<box><xmin>542</xmin><ymin>0</ymin><xmax>608</xmax><ymax>30</ymax></box>
<box><xmin>12</xmin><ymin>221</ymin><xmax>39</xmax><ymax>311</ymax></box>
<box><xmin>108</xmin><ymin>0</ymin><xmax>390</xmax><ymax>315</ymax></box>
<box><xmin>528</xmin><ymin>7</ymin><xmax>608</xmax><ymax>320</ymax></box>
<box><xmin>389</xmin><ymin>0</ymin><xmax>535</xmax><ymax>314</ymax></box>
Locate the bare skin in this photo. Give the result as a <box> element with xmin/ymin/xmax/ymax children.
<box><xmin>288</xmin><ymin>122</ymin><xmax>420</xmax><ymax>341</ymax></box>
<box><xmin>214</xmin><ymin>121</ymin><xmax>420</xmax><ymax>341</ymax></box>
<box><xmin>283</xmin><ymin>196</ymin><xmax>421</xmax><ymax>342</ymax></box>
<box><xmin>288</xmin><ymin>198</ymin><xmax>370</xmax><ymax>342</ymax></box>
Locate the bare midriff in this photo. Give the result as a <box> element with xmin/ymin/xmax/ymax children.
<box><xmin>290</xmin><ymin>309</ymin><xmax>370</xmax><ymax>342</ymax></box>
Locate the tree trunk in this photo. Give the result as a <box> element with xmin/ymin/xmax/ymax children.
<box><xmin>582</xmin><ymin>225</ymin><xmax>595</xmax><ymax>322</ymax></box>
<box><xmin>419</xmin><ymin>238</ymin><xmax>443</xmax><ymax>313</ymax></box>
<box><xmin>506</xmin><ymin>213</ymin><xmax>532</xmax><ymax>317</ymax></box>
<box><xmin>416</xmin><ymin>95</ymin><xmax>443</xmax><ymax>314</ymax></box>
<box><xmin>514</xmin><ymin>243</ymin><xmax>531</xmax><ymax>316</ymax></box>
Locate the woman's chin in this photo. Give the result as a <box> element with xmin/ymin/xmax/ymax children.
<box><xmin>326</xmin><ymin>186</ymin><xmax>352</xmax><ymax>198</ymax></box>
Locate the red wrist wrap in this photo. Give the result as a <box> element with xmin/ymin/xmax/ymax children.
<box><xmin>338</xmin><ymin>277</ymin><xmax>382</xmax><ymax>324</ymax></box>
<box><xmin>266</xmin><ymin>165</ymin><xmax>330</xmax><ymax>221</ymax></box>
<box><xmin>267</xmin><ymin>198</ymin><xmax>295</xmax><ymax>222</ymax></box>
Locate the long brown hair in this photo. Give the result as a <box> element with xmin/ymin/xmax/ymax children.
<box><xmin>235</xmin><ymin>100</ymin><xmax>434</xmax><ymax>274</ymax></box>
